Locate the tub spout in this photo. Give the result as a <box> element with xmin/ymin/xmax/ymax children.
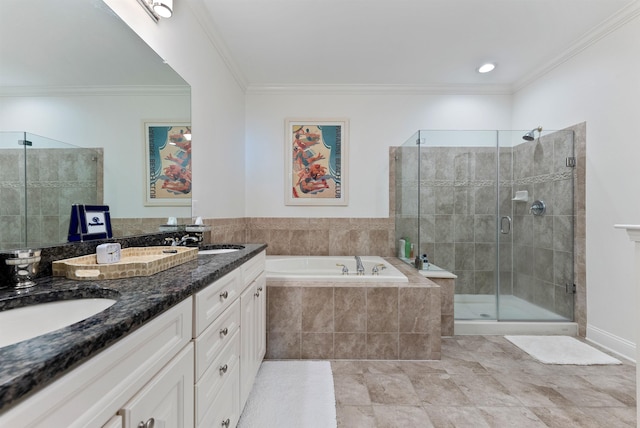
<box><xmin>355</xmin><ymin>256</ymin><xmax>365</xmax><ymax>275</ymax></box>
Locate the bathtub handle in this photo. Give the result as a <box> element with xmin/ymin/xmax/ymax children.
<box><xmin>372</xmin><ymin>264</ymin><xmax>386</xmax><ymax>275</ymax></box>
<box><xmin>500</xmin><ymin>216</ymin><xmax>512</xmax><ymax>234</ymax></box>
<box><xmin>336</xmin><ymin>263</ymin><xmax>349</xmax><ymax>275</ymax></box>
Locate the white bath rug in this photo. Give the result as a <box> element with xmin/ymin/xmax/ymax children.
<box><xmin>238</xmin><ymin>360</ymin><xmax>337</xmax><ymax>428</ymax></box>
<box><xmin>505</xmin><ymin>335</ymin><xmax>621</xmax><ymax>365</ymax></box>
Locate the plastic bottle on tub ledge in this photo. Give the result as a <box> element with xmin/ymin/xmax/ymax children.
<box><xmin>398</xmin><ymin>238</ymin><xmax>405</xmax><ymax>258</ymax></box>
<box><xmin>405</xmin><ymin>239</ymin><xmax>411</xmax><ymax>259</ymax></box>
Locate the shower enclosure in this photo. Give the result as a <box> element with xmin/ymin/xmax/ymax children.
<box><xmin>0</xmin><ymin>132</ymin><xmax>102</xmax><ymax>250</ymax></box>
<box><xmin>395</xmin><ymin>129</ymin><xmax>575</xmax><ymax>323</ymax></box>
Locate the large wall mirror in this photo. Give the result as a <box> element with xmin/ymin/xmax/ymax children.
<box><xmin>0</xmin><ymin>0</ymin><xmax>191</xmax><ymax>250</ymax></box>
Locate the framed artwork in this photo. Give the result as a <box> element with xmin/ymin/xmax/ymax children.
<box><xmin>285</xmin><ymin>118</ymin><xmax>349</xmax><ymax>206</ymax></box>
<box><xmin>144</xmin><ymin>122</ymin><xmax>191</xmax><ymax>206</ymax></box>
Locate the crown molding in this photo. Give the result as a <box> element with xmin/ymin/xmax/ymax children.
<box><xmin>0</xmin><ymin>85</ymin><xmax>190</xmax><ymax>97</ymax></box>
<box><xmin>245</xmin><ymin>83</ymin><xmax>513</xmax><ymax>96</ymax></box>
<box><xmin>513</xmin><ymin>0</ymin><xmax>640</xmax><ymax>92</ymax></box>
<box><xmin>185</xmin><ymin>0</ymin><xmax>249</xmax><ymax>91</ymax></box>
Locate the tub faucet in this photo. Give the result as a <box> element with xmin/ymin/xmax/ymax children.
<box><xmin>355</xmin><ymin>256</ymin><xmax>365</xmax><ymax>275</ymax></box>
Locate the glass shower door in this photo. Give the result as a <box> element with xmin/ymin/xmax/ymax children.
<box><xmin>497</xmin><ymin>129</ymin><xmax>575</xmax><ymax>321</ymax></box>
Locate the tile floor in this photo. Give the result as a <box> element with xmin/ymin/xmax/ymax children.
<box><xmin>331</xmin><ymin>336</ymin><xmax>636</xmax><ymax>427</ymax></box>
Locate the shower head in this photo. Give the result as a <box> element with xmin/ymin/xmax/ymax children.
<box><xmin>523</xmin><ymin>126</ymin><xmax>543</xmax><ymax>141</ymax></box>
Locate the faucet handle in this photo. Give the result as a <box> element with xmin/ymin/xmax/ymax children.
<box><xmin>336</xmin><ymin>263</ymin><xmax>349</xmax><ymax>275</ymax></box>
<box><xmin>372</xmin><ymin>263</ymin><xmax>386</xmax><ymax>275</ymax></box>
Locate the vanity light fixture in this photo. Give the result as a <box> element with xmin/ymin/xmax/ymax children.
<box><xmin>477</xmin><ymin>63</ymin><xmax>496</xmax><ymax>73</ymax></box>
<box><xmin>153</xmin><ymin>0</ymin><xmax>173</xmax><ymax>18</ymax></box>
<box><xmin>136</xmin><ymin>0</ymin><xmax>173</xmax><ymax>22</ymax></box>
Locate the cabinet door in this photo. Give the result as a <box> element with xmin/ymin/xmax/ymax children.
<box><xmin>120</xmin><ymin>344</ymin><xmax>194</xmax><ymax>428</ymax></box>
<box><xmin>239</xmin><ymin>273</ymin><xmax>267</xmax><ymax>410</ymax></box>
<box><xmin>239</xmin><ymin>281</ymin><xmax>258</xmax><ymax>409</ymax></box>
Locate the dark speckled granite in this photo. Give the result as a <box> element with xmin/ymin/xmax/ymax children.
<box><xmin>0</xmin><ymin>242</ymin><xmax>267</xmax><ymax>412</ymax></box>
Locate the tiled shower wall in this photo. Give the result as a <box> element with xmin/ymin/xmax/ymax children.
<box><xmin>510</xmin><ymin>131</ymin><xmax>575</xmax><ymax>318</ymax></box>
<box><xmin>0</xmin><ymin>148</ymin><xmax>103</xmax><ymax>250</ymax></box>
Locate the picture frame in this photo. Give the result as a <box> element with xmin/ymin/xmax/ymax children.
<box><xmin>285</xmin><ymin>118</ymin><xmax>349</xmax><ymax>206</ymax></box>
<box><xmin>68</xmin><ymin>204</ymin><xmax>113</xmax><ymax>242</ymax></box>
<box><xmin>144</xmin><ymin>121</ymin><xmax>192</xmax><ymax>206</ymax></box>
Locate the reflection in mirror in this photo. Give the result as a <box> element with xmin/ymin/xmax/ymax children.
<box><xmin>0</xmin><ymin>132</ymin><xmax>102</xmax><ymax>251</ymax></box>
<box><xmin>0</xmin><ymin>0</ymin><xmax>191</xmax><ymax>249</ymax></box>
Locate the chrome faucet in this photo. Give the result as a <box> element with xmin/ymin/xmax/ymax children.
<box><xmin>355</xmin><ymin>256</ymin><xmax>365</xmax><ymax>275</ymax></box>
<box><xmin>372</xmin><ymin>263</ymin><xmax>386</xmax><ymax>275</ymax></box>
<box><xmin>165</xmin><ymin>235</ymin><xmax>199</xmax><ymax>246</ymax></box>
<box><xmin>336</xmin><ymin>263</ymin><xmax>349</xmax><ymax>275</ymax></box>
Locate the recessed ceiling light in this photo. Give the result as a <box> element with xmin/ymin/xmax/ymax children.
<box><xmin>478</xmin><ymin>63</ymin><xmax>496</xmax><ymax>73</ymax></box>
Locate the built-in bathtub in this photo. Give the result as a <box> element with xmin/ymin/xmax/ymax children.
<box><xmin>266</xmin><ymin>255</ymin><xmax>408</xmax><ymax>282</ymax></box>
<box><xmin>264</xmin><ymin>256</ymin><xmax>440</xmax><ymax>360</ymax></box>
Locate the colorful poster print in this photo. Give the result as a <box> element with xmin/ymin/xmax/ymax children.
<box><xmin>285</xmin><ymin>118</ymin><xmax>348</xmax><ymax>206</ymax></box>
<box><xmin>145</xmin><ymin>122</ymin><xmax>191</xmax><ymax>206</ymax></box>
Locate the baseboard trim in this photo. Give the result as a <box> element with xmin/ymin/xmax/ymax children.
<box><xmin>586</xmin><ymin>324</ymin><xmax>635</xmax><ymax>362</ymax></box>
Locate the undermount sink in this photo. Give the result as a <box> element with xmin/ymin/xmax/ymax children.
<box><xmin>198</xmin><ymin>245</ymin><xmax>244</xmax><ymax>255</ymax></box>
<box><xmin>0</xmin><ymin>298</ymin><xmax>117</xmax><ymax>348</ymax></box>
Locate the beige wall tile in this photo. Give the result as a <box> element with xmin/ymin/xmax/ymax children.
<box><xmin>301</xmin><ymin>287</ymin><xmax>334</xmax><ymax>332</ymax></box>
<box><xmin>335</xmin><ymin>333</ymin><xmax>367</xmax><ymax>359</ymax></box>
<box><xmin>367</xmin><ymin>333</ymin><xmax>399</xmax><ymax>359</ymax></box>
<box><xmin>266</xmin><ymin>332</ymin><xmax>300</xmax><ymax>359</ymax></box>
<box><xmin>367</xmin><ymin>288</ymin><xmax>398</xmax><ymax>332</ymax></box>
<box><xmin>335</xmin><ymin>287</ymin><xmax>367</xmax><ymax>332</ymax></box>
<box><xmin>267</xmin><ymin>286</ymin><xmax>301</xmax><ymax>332</ymax></box>
<box><xmin>301</xmin><ymin>332</ymin><xmax>334</xmax><ymax>359</ymax></box>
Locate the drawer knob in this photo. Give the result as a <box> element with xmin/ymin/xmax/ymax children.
<box><xmin>254</xmin><ymin>291</ymin><xmax>260</xmax><ymax>297</ymax></box>
<box><xmin>220</xmin><ymin>327</ymin><xmax>228</xmax><ymax>336</ymax></box>
<box><xmin>258</xmin><ymin>286</ymin><xmax>263</xmax><ymax>292</ymax></box>
<box><xmin>221</xmin><ymin>419</ymin><xmax>230</xmax><ymax>427</ymax></box>
<box><xmin>220</xmin><ymin>290</ymin><xmax>229</xmax><ymax>299</ymax></box>
<box><xmin>137</xmin><ymin>418</ymin><xmax>155</xmax><ymax>428</ymax></box>
<box><xmin>219</xmin><ymin>364</ymin><xmax>228</xmax><ymax>374</ymax></box>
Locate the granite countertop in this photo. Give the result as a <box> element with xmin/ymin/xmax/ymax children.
<box><xmin>0</xmin><ymin>243</ymin><xmax>267</xmax><ymax>412</ymax></box>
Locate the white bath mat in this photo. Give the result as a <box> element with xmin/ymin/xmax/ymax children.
<box><xmin>238</xmin><ymin>360</ymin><xmax>337</xmax><ymax>428</ymax></box>
<box><xmin>505</xmin><ymin>335</ymin><xmax>621</xmax><ymax>365</ymax></box>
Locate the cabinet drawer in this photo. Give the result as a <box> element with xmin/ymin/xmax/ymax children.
<box><xmin>197</xmin><ymin>354</ymin><xmax>240</xmax><ymax>428</ymax></box>
<box><xmin>120</xmin><ymin>343</ymin><xmax>194</xmax><ymax>428</ymax></box>
<box><xmin>242</xmin><ymin>251</ymin><xmax>265</xmax><ymax>287</ymax></box>
<box><xmin>194</xmin><ymin>299</ymin><xmax>240</xmax><ymax>381</ymax></box>
<box><xmin>193</xmin><ymin>269</ymin><xmax>241</xmax><ymax>337</ymax></box>
<box><xmin>195</xmin><ymin>329</ymin><xmax>240</xmax><ymax>425</ymax></box>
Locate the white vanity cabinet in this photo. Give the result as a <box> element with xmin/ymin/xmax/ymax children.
<box><xmin>193</xmin><ymin>250</ymin><xmax>266</xmax><ymax>428</ymax></box>
<box><xmin>0</xmin><ymin>250</ymin><xmax>266</xmax><ymax>428</ymax></box>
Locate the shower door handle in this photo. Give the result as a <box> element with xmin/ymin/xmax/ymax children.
<box><xmin>500</xmin><ymin>216</ymin><xmax>512</xmax><ymax>234</ymax></box>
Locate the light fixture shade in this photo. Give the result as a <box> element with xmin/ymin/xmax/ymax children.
<box><xmin>153</xmin><ymin>0</ymin><xmax>173</xmax><ymax>18</ymax></box>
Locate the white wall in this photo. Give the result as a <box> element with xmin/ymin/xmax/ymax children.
<box><xmin>512</xmin><ymin>14</ymin><xmax>640</xmax><ymax>359</ymax></box>
<box><xmin>245</xmin><ymin>92</ymin><xmax>512</xmax><ymax>217</ymax></box>
<box><xmin>0</xmin><ymin>92</ymin><xmax>190</xmax><ymax>219</ymax></box>
<box><xmin>105</xmin><ymin>0</ymin><xmax>247</xmax><ymax>219</ymax></box>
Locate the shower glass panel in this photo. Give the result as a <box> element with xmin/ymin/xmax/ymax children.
<box><xmin>0</xmin><ymin>132</ymin><xmax>101</xmax><ymax>250</ymax></box>
<box><xmin>396</xmin><ymin>129</ymin><xmax>574</xmax><ymax>322</ymax></box>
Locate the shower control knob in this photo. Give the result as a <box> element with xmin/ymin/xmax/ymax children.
<box><xmin>530</xmin><ymin>200</ymin><xmax>546</xmax><ymax>216</ymax></box>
